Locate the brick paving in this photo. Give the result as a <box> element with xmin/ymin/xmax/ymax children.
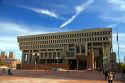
<box><xmin>0</xmin><ymin>70</ymin><xmax>124</xmax><ymax>83</ymax></box>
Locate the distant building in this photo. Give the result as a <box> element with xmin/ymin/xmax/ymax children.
<box><xmin>0</xmin><ymin>51</ymin><xmax>6</xmax><ymax>59</ymax></box>
<box><xmin>0</xmin><ymin>51</ymin><xmax>20</xmax><ymax>68</ymax></box>
<box><xmin>17</xmin><ymin>28</ymin><xmax>112</xmax><ymax>70</ymax></box>
<box><xmin>9</xmin><ymin>52</ymin><xmax>15</xmax><ymax>59</ymax></box>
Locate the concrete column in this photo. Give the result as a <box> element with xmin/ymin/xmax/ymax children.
<box><xmin>38</xmin><ymin>55</ymin><xmax>40</xmax><ymax>64</ymax></box>
<box><xmin>22</xmin><ymin>52</ymin><xmax>25</xmax><ymax>64</ymax></box>
<box><xmin>91</xmin><ymin>48</ymin><xmax>95</xmax><ymax>71</ymax></box>
<box><xmin>31</xmin><ymin>54</ymin><xmax>33</xmax><ymax>64</ymax></box>
<box><xmin>77</xmin><ymin>60</ymin><xmax>79</xmax><ymax>70</ymax></box>
<box><xmin>46</xmin><ymin>59</ymin><xmax>47</xmax><ymax>64</ymax></box>
<box><xmin>80</xmin><ymin>45</ymin><xmax>82</xmax><ymax>55</ymax></box>
<box><xmin>85</xmin><ymin>42</ymin><xmax>89</xmax><ymax>69</ymax></box>
<box><xmin>29</xmin><ymin>54</ymin><xmax>32</xmax><ymax>64</ymax></box>
<box><xmin>24</xmin><ymin>54</ymin><xmax>27</xmax><ymax>64</ymax></box>
<box><xmin>32</xmin><ymin>54</ymin><xmax>35</xmax><ymax>64</ymax></box>
<box><xmin>27</xmin><ymin>54</ymin><xmax>30</xmax><ymax>64</ymax></box>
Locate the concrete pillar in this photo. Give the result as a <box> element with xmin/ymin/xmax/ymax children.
<box><xmin>46</xmin><ymin>59</ymin><xmax>47</xmax><ymax>64</ymax></box>
<box><xmin>91</xmin><ymin>48</ymin><xmax>95</xmax><ymax>71</ymax></box>
<box><xmin>85</xmin><ymin>42</ymin><xmax>89</xmax><ymax>69</ymax></box>
<box><xmin>31</xmin><ymin>54</ymin><xmax>34</xmax><ymax>64</ymax></box>
<box><xmin>77</xmin><ymin>60</ymin><xmax>79</xmax><ymax>70</ymax></box>
<box><xmin>31</xmin><ymin>54</ymin><xmax>33</xmax><ymax>64</ymax></box>
<box><xmin>22</xmin><ymin>52</ymin><xmax>25</xmax><ymax>64</ymax></box>
<box><xmin>80</xmin><ymin>45</ymin><xmax>82</xmax><ymax>55</ymax></box>
<box><xmin>27</xmin><ymin>54</ymin><xmax>30</xmax><ymax>64</ymax></box>
<box><xmin>29</xmin><ymin>54</ymin><xmax>32</xmax><ymax>64</ymax></box>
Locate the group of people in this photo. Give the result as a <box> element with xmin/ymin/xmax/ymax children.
<box><xmin>1</xmin><ymin>68</ymin><xmax>13</xmax><ymax>75</ymax></box>
<box><xmin>103</xmin><ymin>70</ymin><xmax>115</xmax><ymax>83</ymax></box>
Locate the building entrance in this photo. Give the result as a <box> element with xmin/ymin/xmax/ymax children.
<box><xmin>68</xmin><ymin>59</ymin><xmax>77</xmax><ymax>70</ymax></box>
<box><xmin>78</xmin><ymin>60</ymin><xmax>87</xmax><ymax>70</ymax></box>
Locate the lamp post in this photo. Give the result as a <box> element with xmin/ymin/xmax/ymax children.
<box><xmin>37</xmin><ymin>53</ymin><xmax>40</xmax><ymax>64</ymax></box>
<box><xmin>32</xmin><ymin>53</ymin><xmax>35</xmax><ymax>70</ymax></box>
<box><xmin>56</xmin><ymin>57</ymin><xmax>58</xmax><ymax>64</ymax></box>
<box><xmin>25</xmin><ymin>54</ymin><xmax>27</xmax><ymax>63</ymax></box>
<box><xmin>32</xmin><ymin>53</ymin><xmax>39</xmax><ymax>70</ymax></box>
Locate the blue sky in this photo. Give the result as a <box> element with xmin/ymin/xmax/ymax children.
<box><xmin>0</xmin><ymin>0</ymin><xmax>125</xmax><ymax>63</ymax></box>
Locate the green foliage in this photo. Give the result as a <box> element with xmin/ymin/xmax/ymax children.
<box><xmin>0</xmin><ymin>61</ymin><xmax>5</xmax><ymax>66</ymax></box>
<box><xmin>119</xmin><ymin>63</ymin><xmax>125</xmax><ymax>69</ymax></box>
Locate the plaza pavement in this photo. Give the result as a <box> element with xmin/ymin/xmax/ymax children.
<box><xmin>0</xmin><ymin>70</ymin><xmax>124</xmax><ymax>83</ymax></box>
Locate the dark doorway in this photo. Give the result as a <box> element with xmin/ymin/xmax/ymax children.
<box><xmin>79</xmin><ymin>61</ymin><xmax>87</xmax><ymax>70</ymax></box>
<box><xmin>95</xmin><ymin>48</ymin><xmax>103</xmax><ymax>69</ymax></box>
<box><xmin>68</xmin><ymin>59</ymin><xmax>77</xmax><ymax>70</ymax></box>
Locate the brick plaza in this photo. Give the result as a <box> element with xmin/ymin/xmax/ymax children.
<box><xmin>0</xmin><ymin>70</ymin><xmax>124</xmax><ymax>83</ymax></box>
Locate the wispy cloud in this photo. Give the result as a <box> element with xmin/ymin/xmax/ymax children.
<box><xmin>19</xmin><ymin>6</ymin><xmax>64</xmax><ymax>20</ymax></box>
<box><xmin>0</xmin><ymin>21</ymin><xmax>48</xmax><ymax>59</ymax></box>
<box><xmin>107</xmin><ymin>24</ymin><xmax>117</xmax><ymax>28</ymax></box>
<box><xmin>59</xmin><ymin>0</ymin><xmax>94</xmax><ymax>28</ymax></box>
<box><xmin>108</xmin><ymin>0</ymin><xmax>125</xmax><ymax>11</ymax></box>
<box><xmin>100</xmin><ymin>0</ymin><xmax>125</xmax><ymax>23</ymax></box>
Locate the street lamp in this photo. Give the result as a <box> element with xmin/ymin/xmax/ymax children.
<box><xmin>25</xmin><ymin>54</ymin><xmax>27</xmax><ymax>63</ymax></box>
<box><xmin>56</xmin><ymin>57</ymin><xmax>58</xmax><ymax>64</ymax></box>
<box><xmin>37</xmin><ymin>53</ymin><xmax>40</xmax><ymax>64</ymax></box>
<box><xmin>32</xmin><ymin>53</ymin><xmax>35</xmax><ymax>70</ymax></box>
<box><xmin>32</xmin><ymin>53</ymin><xmax>40</xmax><ymax>70</ymax></box>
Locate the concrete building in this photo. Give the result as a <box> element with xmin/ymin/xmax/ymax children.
<box><xmin>17</xmin><ymin>28</ymin><xmax>112</xmax><ymax>70</ymax></box>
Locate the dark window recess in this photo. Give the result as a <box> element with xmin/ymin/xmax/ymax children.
<box><xmin>69</xmin><ymin>48</ymin><xmax>74</xmax><ymax>51</ymax></box>
<box><xmin>82</xmin><ymin>47</ymin><xmax>85</xmax><ymax>53</ymax></box>
<box><xmin>76</xmin><ymin>46</ymin><xmax>80</xmax><ymax>53</ymax></box>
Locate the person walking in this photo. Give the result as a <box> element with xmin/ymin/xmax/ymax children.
<box><xmin>104</xmin><ymin>71</ymin><xmax>108</xmax><ymax>79</ymax></box>
<box><xmin>2</xmin><ymin>68</ymin><xmax>6</xmax><ymax>73</ymax></box>
<box><xmin>8</xmin><ymin>68</ymin><xmax>13</xmax><ymax>75</ymax></box>
<box><xmin>107</xmin><ymin>71</ymin><xmax>114</xmax><ymax>83</ymax></box>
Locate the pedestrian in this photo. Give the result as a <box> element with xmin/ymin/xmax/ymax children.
<box><xmin>2</xmin><ymin>68</ymin><xmax>6</xmax><ymax>73</ymax></box>
<box><xmin>104</xmin><ymin>71</ymin><xmax>108</xmax><ymax>79</ymax></box>
<box><xmin>8</xmin><ymin>68</ymin><xmax>13</xmax><ymax>75</ymax></box>
<box><xmin>107</xmin><ymin>71</ymin><xmax>114</xmax><ymax>83</ymax></box>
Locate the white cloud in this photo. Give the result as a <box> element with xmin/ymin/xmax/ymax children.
<box><xmin>59</xmin><ymin>0</ymin><xmax>94</xmax><ymax>28</ymax></box>
<box><xmin>19</xmin><ymin>6</ymin><xmax>64</xmax><ymax>20</ymax></box>
<box><xmin>100</xmin><ymin>14</ymin><xmax>125</xmax><ymax>23</ymax></box>
<box><xmin>108</xmin><ymin>0</ymin><xmax>125</xmax><ymax>11</ymax></box>
<box><xmin>0</xmin><ymin>21</ymin><xmax>52</xmax><ymax>36</ymax></box>
<box><xmin>107</xmin><ymin>24</ymin><xmax>117</xmax><ymax>28</ymax></box>
<box><xmin>0</xmin><ymin>21</ymin><xmax>47</xmax><ymax>59</ymax></box>
<box><xmin>100</xmin><ymin>0</ymin><xmax>125</xmax><ymax>23</ymax></box>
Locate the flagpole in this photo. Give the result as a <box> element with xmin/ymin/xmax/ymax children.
<box><xmin>117</xmin><ymin>28</ymin><xmax>120</xmax><ymax>64</ymax></box>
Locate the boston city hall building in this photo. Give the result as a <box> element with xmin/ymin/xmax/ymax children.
<box><xmin>17</xmin><ymin>28</ymin><xmax>112</xmax><ymax>70</ymax></box>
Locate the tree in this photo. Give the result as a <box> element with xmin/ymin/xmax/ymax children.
<box><xmin>0</xmin><ymin>61</ymin><xmax>5</xmax><ymax>66</ymax></box>
<box><xmin>119</xmin><ymin>63</ymin><xmax>125</xmax><ymax>69</ymax></box>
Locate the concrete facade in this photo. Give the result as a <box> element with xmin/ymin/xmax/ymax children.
<box><xmin>17</xmin><ymin>28</ymin><xmax>112</xmax><ymax>70</ymax></box>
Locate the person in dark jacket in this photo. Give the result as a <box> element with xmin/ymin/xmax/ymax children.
<box><xmin>8</xmin><ymin>68</ymin><xmax>13</xmax><ymax>75</ymax></box>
